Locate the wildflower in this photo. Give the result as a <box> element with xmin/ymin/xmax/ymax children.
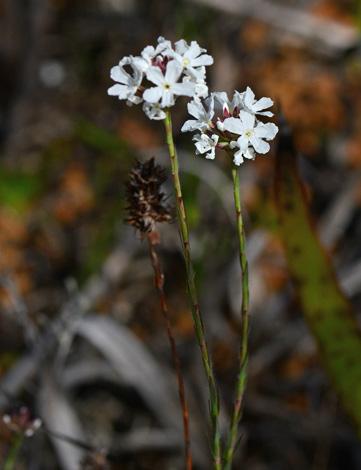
<box><xmin>181</xmin><ymin>96</ymin><xmax>215</xmax><ymax>133</ymax></box>
<box><xmin>223</xmin><ymin>111</ymin><xmax>278</xmax><ymax>155</ymax></box>
<box><xmin>107</xmin><ymin>56</ymin><xmax>144</xmax><ymax>105</ymax></box>
<box><xmin>144</xmin><ymin>60</ymin><xmax>196</xmax><ymax>108</ymax></box>
<box><xmin>240</xmin><ymin>86</ymin><xmax>274</xmax><ymax>117</ymax></box>
<box><xmin>3</xmin><ymin>407</ymin><xmax>42</xmax><ymax>437</ymax></box>
<box><xmin>124</xmin><ymin>158</ymin><xmax>172</xmax><ymax>240</ymax></box>
<box><xmin>193</xmin><ymin>133</ymin><xmax>219</xmax><ymax>160</ymax></box>
<box><xmin>143</xmin><ymin>102</ymin><xmax>167</xmax><ymax>120</ymax></box>
<box><xmin>229</xmin><ymin>145</ymin><xmax>255</xmax><ymax>166</ymax></box>
<box><xmin>169</xmin><ymin>39</ymin><xmax>214</xmax><ymax>80</ymax></box>
<box><xmin>141</xmin><ymin>36</ymin><xmax>172</xmax><ymax>66</ymax></box>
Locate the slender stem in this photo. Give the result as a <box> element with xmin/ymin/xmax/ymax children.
<box><xmin>223</xmin><ymin>166</ymin><xmax>250</xmax><ymax>470</ymax></box>
<box><xmin>163</xmin><ymin>109</ymin><xmax>222</xmax><ymax>470</ymax></box>
<box><xmin>148</xmin><ymin>234</ymin><xmax>192</xmax><ymax>470</ymax></box>
<box><xmin>4</xmin><ymin>435</ymin><xmax>24</xmax><ymax>470</ymax></box>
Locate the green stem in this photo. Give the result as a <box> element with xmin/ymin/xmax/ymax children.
<box><xmin>223</xmin><ymin>166</ymin><xmax>250</xmax><ymax>470</ymax></box>
<box><xmin>163</xmin><ymin>109</ymin><xmax>222</xmax><ymax>470</ymax></box>
<box><xmin>4</xmin><ymin>435</ymin><xmax>24</xmax><ymax>470</ymax></box>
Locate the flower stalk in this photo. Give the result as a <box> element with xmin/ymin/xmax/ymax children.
<box><xmin>222</xmin><ymin>165</ymin><xmax>250</xmax><ymax>470</ymax></box>
<box><xmin>163</xmin><ymin>109</ymin><xmax>222</xmax><ymax>470</ymax></box>
<box><xmin>4</xmin><ymin>434</ymin><xmax>24</xmax><ymax>470</ymax></box>
<box><xmin>148</xmin><ymin>230</ymin><xmax>192</xmax><ymax>470</ymax></box>
<box><xmin>124</xmin><ymin>157</ymin><xmax>192</xmax><ymax>470</ymax></box>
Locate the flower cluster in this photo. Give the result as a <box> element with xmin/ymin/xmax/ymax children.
<box><xmin>108</xmin><ymin>37</ymin><xmax>213</xmax><ymax>120</ymax></box>
<box><xmin>182</xmin><ymin>87</ymin><xmax>278</xmax><ymax>165</ymax></box>
<box><xmin>3</xmin><ymin>407</ymin><xmax>42</xmax><ymax>437</ymax></box>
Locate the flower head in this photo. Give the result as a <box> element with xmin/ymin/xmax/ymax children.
<box><xmin>3</xmin><ymin>407</ymin><xmax>42</xmax><ymax>437</ymax></box>
<box><xmin>182</xmin><ymin>87</ymin><xmax>278</xmax><ymax>165</ymax></box>
<box><xmin>108</xmin><ymin>37</ymin><xmax>213</xmax><ymax>119</ymax></box>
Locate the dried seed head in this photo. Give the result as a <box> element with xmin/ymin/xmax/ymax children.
<box><xmin>124</xmin><ymin>157</ymin><xmax>172</xmax><ymax>240</ymax></box>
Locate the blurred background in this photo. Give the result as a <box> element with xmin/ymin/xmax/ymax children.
<box><xmin>1</xmin><ymin>0</ymin><xmax>361</xmax><ymax>469</ymax></box>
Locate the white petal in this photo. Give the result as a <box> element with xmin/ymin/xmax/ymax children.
<box><xmin>165</xmin><ymin>61</ymin><xmax>183</xmax><ymax>84</ymax></box>
<box><xmin>187</xmin><ymin>99</ymin><xmax>202</xmax><ymax>119</ymax></box>
<box><xmin>110</xmin><ymin>66</ymin><xmax>132</xmax><ymax>85</ymax></box>
<box><xmin>172</xmin><ymin>81</ymin><xmax>196</xmax><ymax>97</ymax></box>
<box><xmin>252</xmin><ymin>97</ymin><xmax>273</xmax><ymax>111</ymax></box>
<box><xmin>250</xmin><ymin>136</ymin><xmax>270</xmax><ymax>154</ymax></box>
<box><xmin>181</xmin><ymin>119</ymin><xmax>199</xmax><ymax>132</ymax></box>
<box><xmin>191</xmin><ymin>54</ymin><xmax>214</xmax><ymax>67</ymax></box>
<box><xmin>174</xmin><ymin>39</ymin><xmax>188</xmax><ymax>55</ymax></box>
<box><xmin>223</xmin><ymin>117</ymin><xmax>245</xmax><ymax>134</ymax></box>
<box><xmin>143</xmin><ymin>103</ymin><xmax>166</xmax><ymax>120</ymax></box>
<box><xmin>237</xmin><ymin>135</ymin><xmax>249</xmax><ymax>151</ymax></box>
<box><xmin>255</xmin><ymin>122</ymin><xmax>278</xmax><ymax>140</ymax></box>
<box><xmin>244</xmin><ymin>87</ymin><xmax>255</xmax><ymax>108</ymax></box>
<box><xmin>146</xmin><ymin>66</ymin><xmax>165</xmax><ymax>86</ymax></box>
<box><xmin>244</xmin><ymin>148</ymin><xmax>255</xmax><ymax>160</ymax></box>
<box><xmin>205</xmin><ymin>149</ymin><xmax>216</xmax><ymax>159</ymax></box>
<box><xmin>161</xmin><ymin>90</ymin><xmax>175</xmax><ymax>108</ymax></box>
<box><xmin>239</xmin><ymin>111</ymin><xmax>255</xmax><ymax>128</ymax></box>
<box><xmin>107</xmin><ymin>84</ymin><xmax>131</xmax><ymax>99</ymax></box>
<box><xmin>257</xmin><ymin>111</ymin><xmax>274</xmax><ymax>117</ymax></box>
<box><xmin>185</xmin><ymin>42</ymin><xmax>203</xmax><ymax>60</ymax></box>
<box><xmin>233</xmin><ymin>150</ymin><xmax>245</xmax><ymax>166</ymax></box>
<box><xmin>195</xmin><ymin>81</ymin><xmax>208</xmax><ymax>98</ymax></box>
<box><xmin>143</xmin><ymin>87</ymin><xmax>163</xmax><ymax>103</ymax></box>
<box><xmin>212</xmin><ymin>92</ymin><xmax>229</xmax><ymax>110</ymax></box>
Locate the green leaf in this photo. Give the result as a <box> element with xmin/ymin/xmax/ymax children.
<box><xmin>275</xmin><ymin>115</ymin><xmax>361</xmax><ymax>438</ymax></box>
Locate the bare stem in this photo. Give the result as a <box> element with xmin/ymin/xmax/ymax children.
<box><xmin>163</xmin><ymin>109</ymin><xmax>222</xmax><ymax>470</ymax></box>
<box><xmin>223</xmin><ymin>166</ymin><xmax>250</xmax><ymax>470</ymax></box>
<box><xmin>148</xmin><ymin>233</ymin><xmax>192</xmax><ymax>470</ymax></box>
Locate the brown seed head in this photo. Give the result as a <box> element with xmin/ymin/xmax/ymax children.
<box><xmin>124</xmin><ymin>157</ymin><xmax>172</xmax><ymax>240</ymax></box>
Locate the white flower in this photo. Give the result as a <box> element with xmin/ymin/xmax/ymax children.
<box><xmin>143</xmin><ymin>102</ymin><xmax>167</xmax><ymax>120</ymax></box>
<box><xmin>143</xmin><ymin>61</ymin><xmax>196</xmax><ymax>108</ymax></box>
<box><xmin>169</xmin><ymin>39</ymin><xmax>213</xmax><ymax>80</ymax></box>
<box><xmin>181</xmin><ymin>95</ymin><xmax>214</xmax><ymax>133</ymax></box>
<box><xmin>223</xmin><ymin>111</ymin><xmax>278</xmax><ymax>155</ymax></box>
<box><xmin>141</xmin><ymin>36</ymin><xmax>172</xmax><ymax>66</ymax></box>
<box><xmin>240</xmin><ymin>87</ymin><xmax>274</xmax><ymax>117</ymax></box>
<box><xmin>107</xmin><ymin>56</ymin><xmax>144</xmax><ymax>105</ymax></box>
<box><xmin>229</xmin><ymin>144</ymin><xmax>255</xmax><ymax>166</ymax></box>
<box><xmin>193</xmin><ymin>133</ymin><xmax>218</xmax><ymax>160</ymax></box>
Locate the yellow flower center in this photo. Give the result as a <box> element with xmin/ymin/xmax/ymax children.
<box><xmin>245</xmin><ymin>130</ymin><xmax>253</xmax><ymax>138</ymax></box>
